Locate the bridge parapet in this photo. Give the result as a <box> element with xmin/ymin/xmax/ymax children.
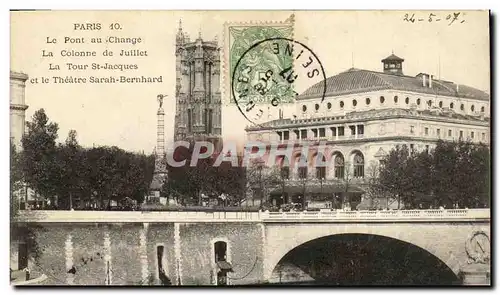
<box><xmin>13</xmin><ymin>209</ymin><xmax>489</xmax><ymax>223</ymax></box>
<box><xmin>263</xmin><ymin>208</ymin><xmax>490</xmax><ymax>222</ymax></box>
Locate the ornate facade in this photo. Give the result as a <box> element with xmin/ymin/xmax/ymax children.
<box><xmin>245</xmin><ymin>53</ymin><xmax>490</xmax><ymax>208</ymax></box>
<box><xmin>174</xmin><ymin>21</ymin><xmax>222</xmax><ymax>145</ymax></box>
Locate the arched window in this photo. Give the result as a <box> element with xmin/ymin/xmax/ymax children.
<box><xmin>439</xmin><ymin>101</ymin><xmax>443</xmax><ymax>108</ymax></box>
<box><xmin>295</xmin><ymin>154</ymin><xmax>308</xmax><ymax>179</ymax></box>
<box><xmin>353</xmin><ymin>153</ymin><xmax>364</xmax><ymax>178</ymax></box>
<box><xmin>340</xmin><ymin>101</ymin><xmax>344</xmax><ymax>108</ymax></box>
<box><xmin>450</xmin><ymin>102</ymin><xmax>454</xmax><ymax>109</ymax></box>
<box><xmin>327</xmin><ymin>102</ymin><xmax>332</xmax><ymax>110</ymax></box>
<box><xmin>427</xmin><ymin>100</ymin><xmax>432</xmax><ymax>107</ymax></box>
<box><xmin>315</xmin><ymin>103</ymin><xmax>320</xmax><ymax>111</ymax></box>
<box><xmin>416</xmin><ymin>98</ymin><xmax>421</xmax><ymax>105</ymax></box>
<box><xmin>353</xmin><ymin>99</ymin><xmax>357</xmax><ymax>107</ymax></box>
<box><xmin>277</xmin><ymin>156</ymin><xmax>290</xmax><ymax>179</ymax></box>
<box><xmin>334</xmin><ymin>154</ymin><xmax>345</xmax><ymax>179</ymax></box>
<box><xmin>213</xmin><ymin>240</ymin><xmax>231</xmax><ymax>286</ymax></box>
<box><xmin>471</xmin><ymin>105</ymin><xmax>475</xmax><ymax>112</ymax></box>
<box><xmin>394</xmin><ymin>96</ymin><xmax>398</xmax><ymax>103</ymax></box>
<box><xmin>315</xmin><ymin>154</ymin><xmax>327</xmax><ymax>179</ymax></box>
<box><xmin>366</xmin><ymin>97</ymin><xmax>371</xmax><ymax>105</ymax></box>
<box><xmin>481</xmin><ymin>106</ymin><xmax>485</xmax><ymax>112</ymax></box>
<box><xmin>405</xmin><ymin>97</ymin><xmax>410</xmax><ymax>104</ymax></box>
<box><xmin>302</xmin><ymin>105</ymin><xmax>307</xmax><ymax>112</ymax></box>
<box><xmin>380</xmin><ymin>96</ymin><xmax>385</xmax><ymax>104</ymax></box>
<box><xmin>460</xmin><ymin>104</ymin><xmax>465</xmax><ymax>111</ymax></box>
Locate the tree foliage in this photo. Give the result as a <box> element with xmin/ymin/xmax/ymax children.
<box><xmin>376</xmin><ymin>140</ymin><xmax>490</xmax><ymax>209</ymax></box>
<box><xmin>161</xmin><ymin>145</ymin><xmax>246</xmax><ymax>206</ymax></box>
<box><xmin>20</xmin><ymin>109</ymin><xmax>155</xmax><ymax>210</ymax></box>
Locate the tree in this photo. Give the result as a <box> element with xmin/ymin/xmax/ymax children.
<box><xmin>378</xmin><ymin>145</ymin><xmax>411</xmax><ymax>209</ymax></box>
<box><xmin>21</xmin><ymin>109</ymin><xmax>59</xmax><ymax>207</ymax></box>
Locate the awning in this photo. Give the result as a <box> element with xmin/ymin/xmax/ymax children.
<box><xmin>216</xmin><ymin>261</ymin><xmax>234</xmax><ymax>272</ymax></box>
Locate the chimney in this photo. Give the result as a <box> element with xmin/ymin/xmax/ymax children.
<box><xmin>422</xmin><ymin>74</ymin><xmax>427</xmax><ymax>87</ymax></box>
<box><xmin>429</xmin><ymin>75</ymin><xmax>433</xmax><ymax>88</ymax></box>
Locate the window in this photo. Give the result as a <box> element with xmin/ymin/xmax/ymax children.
<box><xmin>353</xmin><ymin>153</ymin><xmax>364</xmax><ymax>178</ymax></box>
<box><xmin>300</xmin><ymin>130</ymin><xmax>307</xmax><ymax>139</ymax></box>
<box><xmin>327</xmin><ymin>102</ymin><xmax>332</xmax><ymax>109</ymax></box>
<box><xmin>366</xmin><ymin>97</ymin><xmax>371</xmax><ymax>105</ymax></box>
<box><xmin>459</xmin><ymin>130</ymin><xmax>464</xmax><ymax>139</ymax></box>
<box><xmin>460</xmin><ymin>104</ymin><xmax>464</xmax><ymax>111</ymax></box>
<box><xmin>384</xmin><ymin>64</ymin><xmax>389</xmax><ymax>69</ymax></box>
<box><xmin>283</xmin><ymin>131</ymin><xmax>289</xmax><ymax>140</ymax></box>
<box><xmin>315</xmin><ymin>104</ymin><xmax>320</xmax><ymax>111</ymax></box>
<box><xmin>187</xmin><ymin>109</ymin><xmax>192</xmax><ymax>133</ymax></box>
<box><xmin>427</xmin><ymin>100</ymin><xmax>432</xmax><ymax>107</ymax></box>
<box><xmin>448</xmin><ymin>129</ymin><xmax>452</xmax><ymax>137</ymax></box>
<box><xmin>410</xmin><ymin>125</ymin><xmax>414</xmax><ymax>134</ymax></box>
<box><xmin>390</xmin><ymin>63</ymin><xmax>396</xmax><ymax>69</ymax></box>
<box><xmin>439</xmin><ymin>101</ymin><xmax>443</xmax><ymax>108</ymax></box>
<box><xmin>471</xmin><ymin>132</ymin><xmax>475</xmax><ymax>139</ymax></box>
<box><xmin>277</xmin><ymin>131</ymin><xmax>283</xmax><ymax>141</ymax></box>
<box><xmin>450</xmin><ymin>102</ymin><xmax>454</xmax><ymax>109</ymax></box>
<box><xmin>349</xmin><ymin>125</ymin><xmax>356</xmax><ymax>136</ymax></box>
<box><xmin>334</xmin><ymin>154</ymin><xmax>345</xmax><ymax>179</ymax></box>
<box><xmin>340</xmin><ymin>101</ymin><xmax>344</xmax><ymax>108</ymax></box>
<box><xmin>315</xmin><ymin>155</ymin><xmax>327</xmax><ymax>179</ymax></box>
<box><xmin>280</xmin><ymin>166</ymin><xmax>290</xmax><ymax>179</ymax></box>
<box><xmin>417</xmin><ymin>98</ymin><xmax>421</xmax><ymax>105</ymax></box>
<box><xmin>471</xmin><ymin>105</ymin><xmax>475</xmax><ymax>112</ymax></box>
<box><xmin>424</xmin><ymin>127</ymin><xmax>429</xmax><ymax>135</ymax></box>
<box><xmin>302</xmin><ymin>105</ymin><xmax>307</xmax><ymax>112</ymax></box>
<box><xmin>425</xmin><ymin>145</ymin><xmax>429</xmax><ymax>153</ymax></box>
<box><xmin>405</xmin><ymin>97</ymin><xmax>410</xmax><ymax>104</ymax></box>
<box><xmin>357</xmin><ymin>125</ymin><xmax>364</xmax><ymax>135</ymax></box>
<box><xmin>312</xmin><ymin>129</ymin><xmax>318</xmax><ymax>138</ymax></box>
<box><xmin>482</xmin><ymin>133</ymin><xmax>486</xmax><ymax>141</ymax></box>
<box><xmin>437</xmin><ymin>129</ymin><xmax>441</xmax><ymax>137</ymax></box>
<box><xmin>338</xmin><ymin>126</ymin><xmax>345</xmax><ymax>136</ymax></box>
<box><xmin>319</xmin><ymin>128</ymin><xmax>325</xmax><ymax>137</ymax></box>
<box><xmin>380</xmin><ymin>96</ymin><xmax>385</xmax><ymax>104</ymax></box>
<box><xmin>394</xmin><ymin>96</ymin><xmax>399</xmax><ymax>103</ymax></box>
<box><xmin>410</xmin><ymin>144</ymin><xmax>415</xmax><ymax>154</ymax></box>
<box><xmin>481</xmin><ymin>106</ymin><xmax>485</xmax><ymax>112</ymax></box>
<box><xmin>353</xmin><ymin>99</ymin><xmax>357</xmax><ymax>107</ymax></box>
<box><xmin>331</xmin><ymin>127</ymin><xmax>337</xmax><ymax>137</ymax></box>
<box><xmin>298</xmin><ymin>167</ymin><xmax>308</xmax><ymax>179</ymax></box>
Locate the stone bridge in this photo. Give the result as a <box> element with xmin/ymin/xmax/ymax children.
<box><xmin>11</xmin><ymin>209</ymin><xmax>490</xmax><ymax>285</ymax></box>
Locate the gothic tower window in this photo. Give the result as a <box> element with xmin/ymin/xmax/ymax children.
<box><xmin>353</xmin><ymin>152</ymin><xmax>365</xmax><ymax>178</ymax></box>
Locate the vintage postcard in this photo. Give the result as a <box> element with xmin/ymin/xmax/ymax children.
<box><xmin>9</xmin><ymin>10</ymin><xmax>490</xmax><ymax>286</ymax></box>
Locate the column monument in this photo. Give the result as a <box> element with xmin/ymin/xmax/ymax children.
<box><xmin>148</xmin><ymin>95</ymin><xmax>168</xmax><ymax>203</ymax></box>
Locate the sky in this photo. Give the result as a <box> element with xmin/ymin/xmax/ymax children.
<box><xmin>10</xmin><ymin>10</ymin><xmax>490</xmax><ymax>154</ymax></box>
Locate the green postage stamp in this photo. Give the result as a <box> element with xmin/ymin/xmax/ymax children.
<box><xmin>223</xmin><ymin>15</ymin><xmax>295</xmax><ymax>107</ymax></box>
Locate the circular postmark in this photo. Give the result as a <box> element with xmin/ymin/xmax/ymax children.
<box><xmin>231</xmin><ymin>37</ymin><xmax>327</xmax><ymax>126</ymax></box>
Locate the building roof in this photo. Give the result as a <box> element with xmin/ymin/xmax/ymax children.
<box><xmin>298</xmin><ymin>68</ymin><xmax>489</xmax><ymax>101</ymax></box>
<box><xmin>381</xmin><ymin>53</ymin><xmax>404</xmax><ymax>62</ymax></box>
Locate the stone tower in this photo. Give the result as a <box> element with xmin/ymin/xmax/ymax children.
<box><xmin>174</xmin><ymin>20</ymin><xmax>222</xmax><ymax>146</ymax></box>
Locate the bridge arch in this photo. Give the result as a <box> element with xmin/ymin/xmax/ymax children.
<box><xmin>264</xmin><ymin>223</ymin><xmax>466</xmax><ymax>282</ymax></box>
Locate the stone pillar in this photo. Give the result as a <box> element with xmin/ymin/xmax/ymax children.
<box><xmin>139</xmin><ymin>223</ymin><xmax>149</xmax><ymax>285</ymax></box>
<box><xmin>459</xmin><ymin>264</ymin><xmax>490</xmax><ymax>285</ymax></box>
<box><xmin>65</xmin><ymin>233</ymin><xmax>74</xmax><ymax>285</ymax></box>
<box><xmin>104</xmin><ymin>230</ymin><xmax>112</xmax><ymax>285</ymax></box>
<box><xmin>174</xmin><ymin>223</ymin><xmax>182</xmax><ymax>285</ymax></box>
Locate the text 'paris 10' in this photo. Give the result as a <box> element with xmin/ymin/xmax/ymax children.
<box><xmin>73</xmin><ymin>23</ymin><xmax>124</xmax><ymax>31</ymax></box>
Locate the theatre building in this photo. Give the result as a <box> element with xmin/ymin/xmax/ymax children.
<box><xmin>245</xmin><ymin>53</ymin><xmax>490</xmax><ymax>210</ymax></box>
